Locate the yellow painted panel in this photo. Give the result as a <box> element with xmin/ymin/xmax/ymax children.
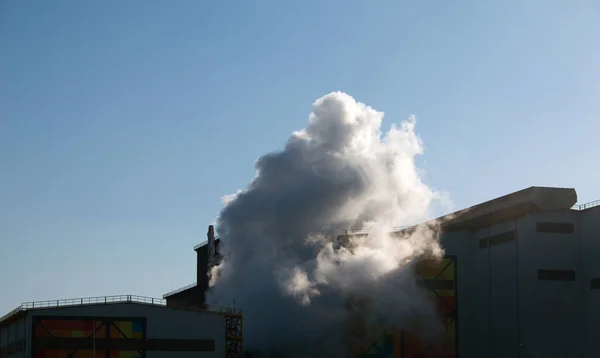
<box><xmin>437</xmin><ymin>262</ymin><xmax>455</xmax><ymax>280</ymax></box>
<box><xmin>416</xmin><ymin>258</ymin><xmax>455</xmax><ymax>279</ymax></box>
<box><xmin>416</xmin><ymin>261</ymin><xmax>444</xmax><ymax>278</ymax></box>
<box><xmin>118</xmin><ymin>321</ymin><xmax>133</xmax><ymax>337</ymax></box>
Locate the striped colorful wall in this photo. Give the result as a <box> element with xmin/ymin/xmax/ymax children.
<box><xmin>356</xmin><ymin>256</ymin><xmax>458</xmax><ymax>358</ymax></box>
<box><xmin>33</xmin><ymin>317</ymin><xmax>144</xmax><ymax>358</ymax></box>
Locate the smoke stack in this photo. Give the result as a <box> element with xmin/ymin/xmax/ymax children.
<box><xmin>207</xmin><ymin>225</ymin><xmax>215</xmax><ymax>269</ymax></box>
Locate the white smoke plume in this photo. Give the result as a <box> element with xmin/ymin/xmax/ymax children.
<box><xmin>208</xmin><ymin>92</ymin><xmax>447</xmax><ymax>357</ymax></box>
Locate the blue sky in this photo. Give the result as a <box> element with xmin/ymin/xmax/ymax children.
<box><xmin>1</xmin><ymin>0</ymin><xmax>599</xmax><ymax>314</ymax></box>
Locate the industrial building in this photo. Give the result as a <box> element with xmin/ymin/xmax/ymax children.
<box><xmin>0</xmin><ymin>295</ymin><xmax>242</xmax><ymax>358</ymax></box>
<box><xmin>356</xmin><ymin>186</ymin><xmax>600</xmax><ymax>358</ymax></box>
<box><xmin>2</xmin><ymin>186</ymin><xmax>599</xmax><ymax>358</ymax></box>
<box><xmin>166</xmin><ymin>186</ymin><xmax>600</xmax><ymax>358</ymax></box>
<box><xmin>163</xmin><ymin>226</ymin><xmax>222</xmax><ymax>308</ymax></box>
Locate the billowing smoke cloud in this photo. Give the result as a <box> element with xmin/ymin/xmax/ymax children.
<box><xmin>208</xmin><ymin>92</ymin><xmax>447</xmax><ymax>357</ymax></box>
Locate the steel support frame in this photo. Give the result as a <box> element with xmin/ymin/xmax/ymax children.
<box><xmin>224</xmin><ymin>311</ymin><xmax>243</xmax><ymax>358</ymax></box>
<box><xmin>357</xmin><ymin>255</ymin><xmax>458</xmax><ymax>358</ymax></box>
<box><xmin>411</xmin><ymin>255</ymin><xmax>458</xmax><ymax>358</ymax></box>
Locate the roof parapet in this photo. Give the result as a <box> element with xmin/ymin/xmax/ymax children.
<box><xmin>437</xmin><ymin>186</ymin><xmax>577</xmax><ymax>230</ymax></box>
<box><xmin>162</xmin><ymin>283</ymin><xmax>197</xmax><ymax>298</ymax></box>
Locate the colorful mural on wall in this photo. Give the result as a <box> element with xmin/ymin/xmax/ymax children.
<box><xmin>357</xmin><ymin>256</ymin><xmax>458</xmax><ymax>358</ymax></box>
<box><xmin>33</xmin><ymin>317</ymin><xmax>144</xmax><ymax>358</ymax></box>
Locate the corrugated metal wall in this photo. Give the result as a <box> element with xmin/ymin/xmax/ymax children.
<box><xmin>0</xmin><ymin>316</ymin><xmax>26</xmax><ymax>358</ymax></box>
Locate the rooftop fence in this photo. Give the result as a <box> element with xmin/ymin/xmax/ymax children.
<box><xmin>572</xmin><ymin>199</ymin><xmax>600</xmax><ymax>211</ymax></box>
<box><xmin>0</xmin><ymin>294</ymin><xmax>241</xmax><ymax>324</ymax></box>
<box><xmin>163</xmin><ymin>282</ymin><xmax>197</xmax><ymax>298</ymax></box>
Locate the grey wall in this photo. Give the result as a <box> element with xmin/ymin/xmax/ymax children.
<box><xmin>438</xmin><ymin>230</ymin><xmax>471</xmax><ymax>358</ymax></box>
<box><xmin>0</xmin><ymin>317</ymin><xmax>26</xmax><ymax>358</ymax></box>
<box><xmin>439</xmin><ymin>207</ymin><xmax>600</xmax><ymax>358</ymax></box>
<box><xmin>581</xmin><ymin>206</ymin><xmax>600</xmax><ymax>358</ymax></box>
<box><xmin>519</xmin><ymin>210</ymin><xmax>582</xmax><ymax>358</ymax></box>
<box><xmin>27</xmin><ymin>303</ymin><xmax>227</xmax><ymax>358</ymax></box>
<box><xmin>444</xmin><ymin>219</ymin><xmax>521</xmax><ymax>358</ymax></box>
<box><xmin>490</xmin><ymin>219</ymin><xmax>519</xmax><ymax>358</ymax></box>
<box><xmin>470</xmin><ymin>226</ymin><xmax>492</xmax><ymax>358</ymax></box>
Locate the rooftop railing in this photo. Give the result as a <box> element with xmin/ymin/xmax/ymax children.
<box><xmin>340</xmin><ymin>225</ymin><xmax>412</xmax><ymax>236</ymax></box>
<box><xmin>0</xmin><ymin>294</ymin><xmax>241</xmax><ymax>324</ymax></box>
<box><xmin>163</xmin><ymin>282</ymin><xmax>197</xmax><ymax>298</ymax></box>
<box><xmin>572</xmin><ymin>199</ymin><xmax>600</xmax><ymax>211</ymax></box>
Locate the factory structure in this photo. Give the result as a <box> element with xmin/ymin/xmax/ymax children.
<box><xmin>163</xmin><ymin>226</ymin><xmax>222</xmax><ymax>308</ymax></box>
<box><xmin>0</xmin><ymin>225</ymin><xmax>240</xmax><ymax>358</ymax></box>
<box><xmin>0</xmin><ymin>295</ymin><xmax>239</xmax><ymax>358</ymax></box>
<box><xmin>351</xmin><ymin>186</ymin><xmax>600</xmax><ymax>358</ymax></box>
<box><xmin>1</xmin><ymin>186</ymin><xmax>599</xmax><ymax>357</ymax></box>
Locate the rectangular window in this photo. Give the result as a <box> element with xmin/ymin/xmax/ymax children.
<box><xmin>538</xmin><ymin>269</ymin><xmax>575</xmax><ymax>281</ymax></box>
<box><xmin>536</xmin><ymin>222</ymin><xmax>574</xmax><ymax>234</ymax></box>
<box><xmin>479</xmin><ymin>230</ymin><xmax>515</xmax><ymax>249</ymax></box>
<box><xmin>591</xmin><ymin>278</ymin><xmax>600</xmax><ymax>290</ymax></box>
<box><xmin>488</xmin><ymin>230</ymin><xmax>515</xmax><ymax>247</ymax></box>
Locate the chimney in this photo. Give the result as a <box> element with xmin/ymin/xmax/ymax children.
<box><xmin>207</xmin><ymin>225</ymin><xmax>215</xmax><ymax>269</ymax></box>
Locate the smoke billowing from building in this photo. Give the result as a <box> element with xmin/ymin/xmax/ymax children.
<box><xmin>208</xmin><ymin>92</ymin><xmax>447</xmax><ymax>357</ymax></box>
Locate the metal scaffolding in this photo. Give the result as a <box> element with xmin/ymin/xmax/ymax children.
<box><xmin>225</xmin><ymin>309</ymin><xmax>243</xmax><ymax>357</ymax></box>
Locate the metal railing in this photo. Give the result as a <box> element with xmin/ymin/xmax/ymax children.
<box><xmin>342</xmin><ymin>225</ymin><xmax>412</xmax><ymax>236</ymax></box>
<box><xmin>21</xmin><ymin>295</ymin><xmax>166</xmax><ymax>309</ymax></box>
<box><xmin>0</xmin><ymin>294</ymin><xmax>241</xmax><ymax>324</ymax></box>
<box><xmin>163</xmin><ymin>282</ymin><xmax>197</xmax><ymax>298</ymax></box>
<box><xmin>572</xmin><ymin>199</ymin><xmax>600</xmax><ymax>211</ymax></box>
<box><xmin>182</xmin><ymin>303</ymin><xmax>243</xmax><ymax>316</ymax></box>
